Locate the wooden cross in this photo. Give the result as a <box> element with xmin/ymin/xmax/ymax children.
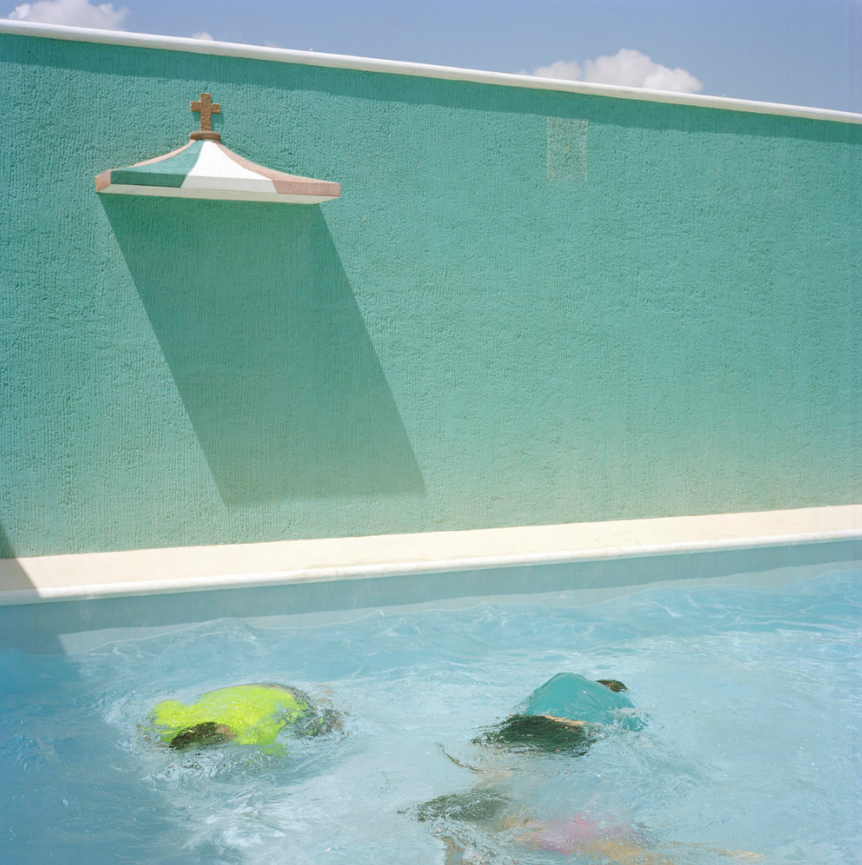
<box><xmin>190</xmin><ymin>93</ymin><xmax>222</xmax><ymax>140</ymax></box>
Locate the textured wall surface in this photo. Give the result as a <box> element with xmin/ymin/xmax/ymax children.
<box><xmin>1</xmin><ymin>33</ymin><xmax>860</xmax><ymax>557</ymax></box>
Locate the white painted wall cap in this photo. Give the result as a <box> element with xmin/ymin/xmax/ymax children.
<box><xmin>2</xmin><ymin>20</ymin><xmax>861</xmax><ymax>125</ymax></box>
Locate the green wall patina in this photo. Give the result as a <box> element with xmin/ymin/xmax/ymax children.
<box><xmin>1</xmin><ymin>33</ymin><xmax>860</xmax><ymax>557</ymax></box>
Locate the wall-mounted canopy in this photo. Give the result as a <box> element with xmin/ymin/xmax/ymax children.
<box><xmin>95</xmin><ymin>93</ymin><xmax>340</xmax><ymax>204</ymax></box>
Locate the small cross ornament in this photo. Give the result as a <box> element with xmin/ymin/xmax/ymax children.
<box><xmin>190</xmin><ymin>93</ymin><xmax>222</xmax><ymax>141</ymax></box>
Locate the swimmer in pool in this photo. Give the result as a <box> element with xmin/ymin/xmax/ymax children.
<box><xmin>413</xmin><ymin>673</ymin><xmax>644</xmax><ymax>861</ymax></box>
<box><xmin>148</xmin><ymin>683</ymin><xmax>341</xmax><ymax>750</ymax></box>
<box><xmin>473</xmin><ymin>673</ymin><xmax>642</xmax><ymax>754</ymax></box>
<box><xmin>414</xmin><ymin>674</ymin><xmax>762</xmax><ymax>863</ymax></box>
<box><xmin>416</xmin><ymin>794</ymin><xmax>674</xmax><ymax>865</ymax></box>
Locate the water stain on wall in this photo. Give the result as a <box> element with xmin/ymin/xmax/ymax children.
<box><xmin>547</xmin><ymin>117</ymin><xmax>588</xmax><ymax>183</ymax></box>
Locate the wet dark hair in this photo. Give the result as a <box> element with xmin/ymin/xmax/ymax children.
<box><xmin>293</xmin><ymin>708</ymin><xmax>343</xmax><ymax>738</ymax></box>
<box><xmin>472</xmin><ymin>714</ymin><xmax>595</xmax><ymax>755</ymax></box>
<box><xmin>597</xmin><ymin>679</ymin><xmax>627</xmax><ymax>692</ymax></box>
<box><xmin>414</xmin><ymin>789</ymin><xmax>510</xmax><ymax>824</ymax></box>
<box><xmin>169</xmin><ymin>722</ymin><xmax>235</xmax><ymax>750</ymax></box>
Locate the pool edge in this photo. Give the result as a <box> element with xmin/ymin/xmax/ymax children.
<box><xmin>2</xmin><ymin>505</ymin><xmax>860</xmax><ymax>606</ymax></box>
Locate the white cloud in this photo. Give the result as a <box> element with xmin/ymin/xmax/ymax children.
<box><xmin>6</xmin><ymin>0</ymin><xmax>128</xmax><ymax>28</ymax></box>
<box><xmin>530</xmin><ymin>49</ymin><xmax>702</xmax><ymax>94</ymax></box>
<box><xmin>531</xmin><ymin>59</ymin><xmax>583</xmax><ymax>81</ymax></box>
<box><xmin>191</xmin><ymin>31</ymin><xmax>214</xmax><ymax>41</ymax></box>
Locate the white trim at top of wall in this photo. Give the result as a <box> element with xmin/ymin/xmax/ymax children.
<box><xmin>2</xmin><ymin>20</ymin><xmax>861</xmax><ymax>126</ymax></box>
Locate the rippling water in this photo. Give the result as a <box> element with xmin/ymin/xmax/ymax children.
<box><xmin>1</xmin><ymin>569</ymin><xmax>860</xmax><ymax>864</ymax></box>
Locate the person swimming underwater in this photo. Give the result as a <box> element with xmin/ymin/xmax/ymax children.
<box><xmin>148</xmin><ymin>683</ymin><xmax>341</xmax><ymax>750</ymax></box>
<box><xmin>414</xmin><ymin>673</ymin><xmax>644</xmax><ymax>862</ymax></box>
<box><xmin>415</xmin><ymin>675</ymin><xmax>762</xmax><ymax>863</ymax></box>
<box><xmin>417</xmin><ymin>675</ymin><xmax>638</xmax><ymax>826</ymax></box>
<box><xmin>474</xmin><ymin>673</ymin><xmax>641</xmax><ymax>754</ymax></box>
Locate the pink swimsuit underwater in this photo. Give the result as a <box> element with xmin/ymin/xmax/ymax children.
<box><xmin>523</xmin><ymin>813</ymin><xmax>635</xmax><ymax>854</ymax></box>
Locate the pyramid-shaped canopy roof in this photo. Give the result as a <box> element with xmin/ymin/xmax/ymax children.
<box><xmin>96</xmin><ymin>94</ymin><xmax>340</xmax><ymax>204</ymax></box>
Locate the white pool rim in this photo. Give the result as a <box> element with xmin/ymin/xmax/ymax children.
<box><xmin>1</xmin><ymin>505</ymin><xmax>859</xmax><ymax>606</ymax></box>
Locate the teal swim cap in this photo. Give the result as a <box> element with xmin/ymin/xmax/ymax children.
<box><xmin>524</xmin><ymin>673</ymin><xmax>639</xmax><ymax>729</ymax></box>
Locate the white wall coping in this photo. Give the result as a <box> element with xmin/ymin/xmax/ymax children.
<box><xmin>1</xmin><ymin>505</ymin><xmax>859</xmax><ymax>606</ymax></box>
<box><xmin>2</xmin><ymin>20</ymin><xmax>861</xmax><ymax>126</ymax></box>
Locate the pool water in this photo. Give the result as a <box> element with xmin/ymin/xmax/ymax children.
<box><xmin>1</xmin><ymin>569</ymin><xmax>860</xmax><ymax>864</ymax></box>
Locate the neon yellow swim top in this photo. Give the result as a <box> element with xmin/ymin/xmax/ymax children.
<box><xmin>151</xmin><ymin>684</ymin><xmax>307</xmax><ymax>747</ymax></box>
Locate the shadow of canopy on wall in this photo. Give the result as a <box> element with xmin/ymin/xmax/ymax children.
<box><xmin>103</xmin><ymin>197</ymin><xmax>424</xmax><ymax>506</ymax></box>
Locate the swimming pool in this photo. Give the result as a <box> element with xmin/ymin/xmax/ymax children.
<box><xmin>1</xmin><ymin>543</ymin><xmax>860</xmax><ymax>864</ymax></box>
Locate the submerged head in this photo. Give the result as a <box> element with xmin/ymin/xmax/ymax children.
<box><xmin>149</xmin><ymin>683</ymin><xmax>342</xmax><ymax>751</ymax></box>
<box><xmin>169</xmin><ymin>722</ymin><xmax>236</xmax><ymax>750</ymax></box>
<box><xmin>473</xmin><ymin>673</ymin><xmax>636</xmax><ymax>753</ymax></box>
<box><xmin>473</xmin><ymin>714</ymin><xmax>595</xmax><ymax>755</ymax></box>
<box><xmin>414</xmin><ymin>789</ymin><xmax>511</xmax><ymax>825</ymax></box>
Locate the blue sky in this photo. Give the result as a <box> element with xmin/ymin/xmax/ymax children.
<box><xmin>5</xmin><ymin>0</ymin><xmax>861</xmax><ymax>112</ymax></box>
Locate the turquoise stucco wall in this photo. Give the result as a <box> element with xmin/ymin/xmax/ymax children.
<box><xmin>1</xmin><ymin>33</ymin><xmax>860</xmax><ymax>557</ymax></box>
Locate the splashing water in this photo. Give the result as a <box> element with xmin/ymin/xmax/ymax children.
<box><xmin>1</xmin><ymin>570</ymin><xmax>860</xmax><ymax>864</ymax></box>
